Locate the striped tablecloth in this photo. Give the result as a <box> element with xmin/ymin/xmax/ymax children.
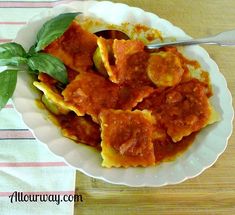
<box><xmin>0</xmin><ymin>1</ymin><xmax>77</xmax><ymax>214</ymax></box>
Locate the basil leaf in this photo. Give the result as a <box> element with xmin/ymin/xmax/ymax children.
<box><xmin>0</xmin><ymin>43</ymin><xmax>26</xmax><ymax>58</ymax></box>
<box><xmin>27</xmin><ymin>44</ymin><xmax>37</xmax><ymax>56</ymax></box>
<box><xmin>35</xmin><ymin>12</ymin><xmax>81</xmax><ymax>52</ymax></box>
<box><xmin>0</xmin><ymin>57</ymin><xmax>28</xmax><ymax>68</ymax></box>
<box><xmin>27</xmin><ymin>53</ymin><xmax>68</xmax><ymax>84</ymax></box>
<box><xmin>0</xmin><ymin>70</ymin><xmax>17</xmax><ymax>110</ymax></box>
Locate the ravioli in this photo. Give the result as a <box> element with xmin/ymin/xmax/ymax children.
<box><xmin>33</xmin><ymin>81</ymin><xmax>83</xmax><ymax>117</ymax></box>
<box><xmin>62</xmin><ymin>72</ymin><xmax>120</xmax><ymax>122</ymax></box>
<box><xmin>138</xmin><ymin>79</ymin><xmax>219</xmax><ymax>142</ymax></box>
<box><xmin>57</xmin><ymin>112</ymin><xmax>101</xmax><ymax>148</ymax></box>
<box><xmin>99</xmin><ymin>110</ymin><xmax>155</xmax><ymax>168</ymax></box>
<box><xmin>96</xmin><ymin>37</ymin><xmax>113</xmax><ymax>77</ymax></box>
<box><xmin>98</xmin><ymin>38</ymin><xmax>151</xmax><ymax>86</ymax></box>
<box><xmin>44</xmin><ymin>20</ymin><xmax>97</xmax><ymax>73</ymax></box>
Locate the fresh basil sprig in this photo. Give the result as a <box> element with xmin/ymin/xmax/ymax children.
<box><xmin>28</xmin><ymin>53</ymin><xmax>67</xmax><ymax>84</ymax></box>
<box><xmin>35</xmin><ymin>12</ymin><xmax>81</xmax><ymax>52</ymax></box>
<box><xmin>0</xmin><ymin>42</ymin><xmax>26</xmax><ymax>58</ymax></box>
<box><xmin>0</xmin><ymin>12</ymin><xmax>81</xmax><ymax>110</ymax></box>
<box><xmin>0</xmin><ymin>43</ymin><xmax>28</xmax><ymax>68</ymax></box>
<box><xmin>0</xmin><ymin>70</ymin><xmax>17</xmax><ymax>109</ymax></box>
<box><xmin>0</xmin><ymin>57</ymin><xmax>28</xmax><ymax>67</ymax></box>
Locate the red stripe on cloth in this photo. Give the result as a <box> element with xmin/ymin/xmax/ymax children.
<box><xmin>0</xmin><ymin>191</ymin><xmax>75</xmax><ymax>197</ymax></box>
<box><xmin>4</xmin><ymin>104</ymin><xmax>14</xmax><ymax>109</ymax></box>
<box><xmin>0</xmin><ymin>130</ymin><xmax>34</xmax><ymax>139</ymax></box>
<box><xmin>0</xmin><ymin>39</ymin><xmax>12</xmax><ymax>43</ymax></box>
<box><xmin>0</xmin><ymin>0</ymin><xmax>74</xmax><ymax>8</ymax></box>
<box><xmin>0</xmin><ymin>162</ymin><xmax>67</xmax><ymax>167</ymax></box>
<box><xmin>0</xmin><ymin>21</ymin><xmax>26</xmax><ymax>25</ymax></box>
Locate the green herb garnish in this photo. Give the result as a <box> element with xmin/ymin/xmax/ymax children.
<box><xmin>35</xmin><ymin>12</ymin><xmax>80</xmax><ymax>52</ymax></box>
<box><xmin>0</xmin><ymin>70</ymin><xmax>17</xmax><ymax>109</ymax></box>
<box><xmin>0</xmin><ymin>42</ymin><xmax>26</xmax><ymax>58</ymax></box>
<box><xmin>0</xmin><ymin>12</ymin><xmax>81</xmax><ymax>110</ymax></box>
<box><xmin>28</xmin><ymin>53</ymin><xmax>67</xmax><ymax>84</ymax></box>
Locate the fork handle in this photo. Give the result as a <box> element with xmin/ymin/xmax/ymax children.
<box><xmin>146</xmin><ymin>29</ymin><xmax>235</xmax><ymax>49</ymax></box>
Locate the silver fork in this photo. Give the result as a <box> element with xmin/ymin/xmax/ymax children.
<box><xmin>146</xmin><ymin>29</ymin><xmax>235</xmax><ymax>50</ymax></box>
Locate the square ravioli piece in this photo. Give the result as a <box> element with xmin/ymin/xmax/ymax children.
<box><xmin>137</xmin><ymin>78</ymin><xmax>220</xmax><ymax>142</ymax></box>
<box><xmin>44</xmin><ymin>20</ymin><xmax>97</xmax><ymax>73</ymax></box>
<box><xmin>100</xmin><ymin>110</ymin><xmax>155</xmax><ymax>168</ymax></box>
<box><xmin>97</xmin><ymin>38</ymin><xmax>151</xmax><ymax>86</ymax></box>
<box><xmin>62</xmin><ymin>72</ymin><xmax>120</xmax><ymax>122</ymax></box>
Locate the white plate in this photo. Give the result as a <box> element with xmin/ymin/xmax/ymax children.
<box><xmin>12</xmin><ymin>1</ymin><xmax>234</xmax><ymax>187</ymax></box>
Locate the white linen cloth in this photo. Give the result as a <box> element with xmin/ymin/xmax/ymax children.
<box><xmin>0</xmin><ymin>1</ymin><xmax>77</xmax><ymax>214</ymax></box>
